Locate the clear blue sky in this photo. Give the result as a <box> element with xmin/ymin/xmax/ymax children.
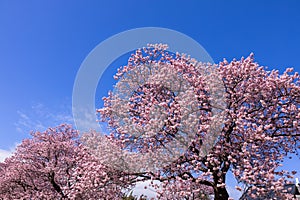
<box><xmin>0</xmin><ymin>0</ymin><xmax>299</xmax><ymax>198</ymax></box>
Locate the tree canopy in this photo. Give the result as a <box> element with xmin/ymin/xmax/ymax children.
<box><xmin>1</xmin><ymin>44</ymin><xmax>299</xmax><ymax>200</ymax></box>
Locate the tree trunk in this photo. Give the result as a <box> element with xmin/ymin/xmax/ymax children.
<box><xmin>214</xmin><ymin>187</ymin><xmax>229</xmax><ymax>200</ymax></box>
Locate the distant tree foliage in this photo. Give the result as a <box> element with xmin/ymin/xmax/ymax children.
<box><xmin>0</xmin><ymin>125</ymin><xmax>128</xmax><ymax>199</ymax></box>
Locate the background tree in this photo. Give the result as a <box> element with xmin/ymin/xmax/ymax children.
<box><xmin>0</xmin><ymin>125</ymin><xmax>128</xmax><ymax>199</ymax></box>
<box><xmin>98</xmin><ymin>44</ymin><xmax>300</xmax><ymax>200</ymax></box>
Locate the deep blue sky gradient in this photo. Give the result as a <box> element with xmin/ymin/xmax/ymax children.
<box><xmin>1</xmin><ymin>0</ymin><xmax>299</xmax><ymax>146</ymax></box>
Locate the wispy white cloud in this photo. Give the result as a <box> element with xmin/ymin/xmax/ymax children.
<box><xmin>72</xmin><ymin>106</ymin><xmax>103</xmax><ymax>134</ymax></box>
<box><xmin>127</xmin><ymin>180</ymin><xmax>160</xmax><ymax>199</ymax></box>
<box><xmin>0</xmin><ymin>143</ymin><xmax>19</xmax><ymax>162</ymax></box>
<box><xmin>227</xmin><ymin>185</ymin><xmax>243</xmax><ymax>200</ymax></box>
<box><xmin>0</xmin><ymin>149</ymin><xmax>13</xmax><ymax>162</ymax></box>
<box><xmin>15</xmin><ymin>102</ymin><xmax>74</xmax><ymax>134</ymax></box>
<box><xmin>226</xmin><ymin>171</ymin><xmax>243</xmax><ymax>200</ymax></box>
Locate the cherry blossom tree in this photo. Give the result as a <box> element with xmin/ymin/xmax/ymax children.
<box><xmin>0</xmin><ymin>124</ymin><xmax>128</xmax><ymax>199</ymax></box>
<box><xmin>1</xmin><ymin>44</ymin><xmax>298</xmax><ymax>200</ymax></box>
<box><xmin>97</xmin><ymin>44</ymin><xmax>300</xmax><ymax>200</ymax></box>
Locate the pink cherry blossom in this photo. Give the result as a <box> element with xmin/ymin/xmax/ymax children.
<box><xmin>0</xmin><ymin>125</ymin><xmax>128</xmax><ymax>199</ymax></box>
<box><xmin>97</xmin><ymin>45</ymin><xmax>300</xmax><ymax>199</ymax></box>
